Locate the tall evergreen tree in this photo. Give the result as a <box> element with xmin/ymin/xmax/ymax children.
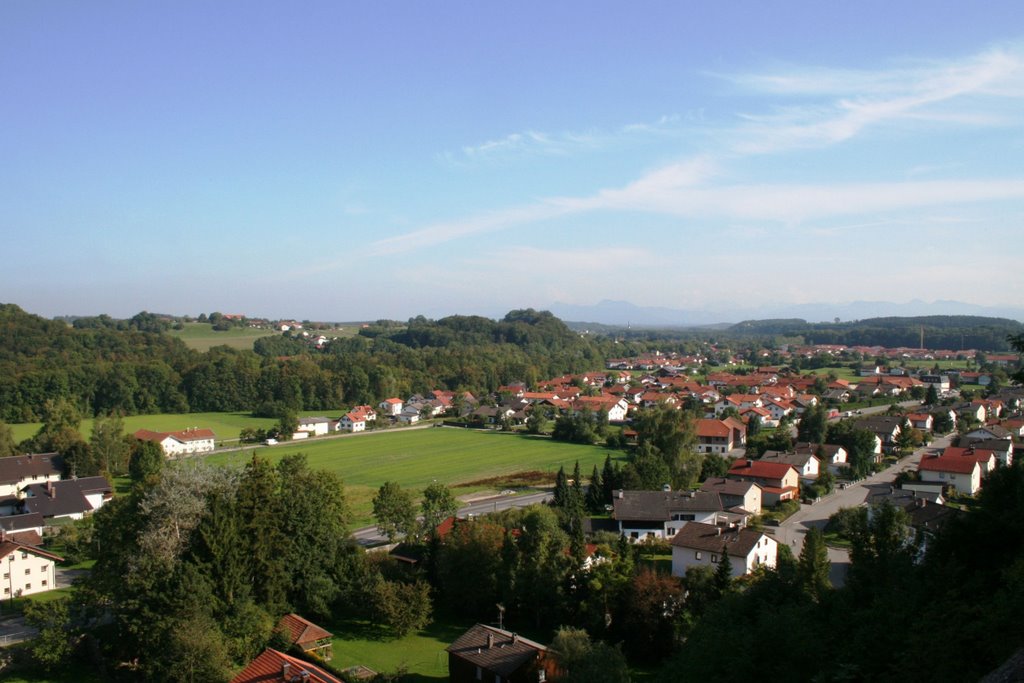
<box><xmin>586</xmin><ymin>465</ymin><xmax>605</xmax><ymax>513</ymax></box>
<box><xmin>554</xmin><ymin>465</ymin><xmax>569</xmax><ymax>508</ymax></box>
<box><xmin>796</xmin><ymin>527</ymin><xmax>832</xmax><ymax>601</ymax></box>
<box><xmin>714</xmin><ymin>546</ymin><xmax>733</xmax><ymax>596</ymax></box>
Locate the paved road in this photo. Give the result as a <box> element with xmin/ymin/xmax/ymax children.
<box><xmin>351</xmin><ymin>490</ymin><xmax>553</xmax><ymax>547</ymax></box>
<box><xmin>772</xmin><ymin>431</ymin><xmax>951</xmax><ymax>586</ymax></box>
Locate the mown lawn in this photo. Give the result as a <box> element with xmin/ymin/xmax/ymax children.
<box><xmin>207</xmin><ymin>428</ymin><xmax>621</xmax><ymax>526</ymax></box>
<box><xmin>327</xmin><ymin>614</ymin><xmax>467</xmax><ymax>681</ymax></box>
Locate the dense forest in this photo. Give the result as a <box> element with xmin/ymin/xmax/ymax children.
<box><xmin>728</xmin><ymin>315</ymin><xmax>1024</xmax><ymax>350</ymax></box>
<box><xmin>0</xmin><ymin>304</ymin><xmax>676</xmax><ymax>422</ymax></box>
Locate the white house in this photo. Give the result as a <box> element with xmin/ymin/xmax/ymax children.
<box><xmin>1</xmin><ymin>539</ymin><xmax>63</xmax><ymax>599</ymax></box>
<box><xmin>379</xmin><ymin>398</ymin><xmax>404</xmax><ymax>417</ymax></box>
<box><xmin>296</xmin><ymin>417</ymin><xmax>331</xmax><ymax>437</ymax></box>
<box><xmin>0</xmin><ymin>453</ymin><xmax>63</xmax><ymax>499</ymax></box>
<box><xmin>761</xmin><ymin>451</ymin><xmax>820</xmax><ymax>479</ymax></box>
<box><xmin>338</xmin><ymin>412</ymin><xmax>366</xmax><ymax>433</ymax></box>
<box><xmin>670</xmin><ymin>522</ymin><xmax>777</xmax><ymax>579</ymax></box>
<box><xmin>612</xmin><ymin>490</ymin><xmax>740</xmax><ymax>541</ymax></box>
<box><xmin>918</xmin><ymin>455</ymin><xmax>981</xmax><ymax>495</ymax></box>
<box><xmin>134</xmin><ymin>428</ymin><xmax>216</xmax><ymax>457</ymax></box>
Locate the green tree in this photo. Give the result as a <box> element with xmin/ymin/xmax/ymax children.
<box><xmin>22</xmin><ymin>598</ymin><xmax>76</xmax><ymax>671</ymax></box>
<box><xmin>0</xmin><ymin>420</ymin><xmax>16</xmax><ymax>456</ymax></box>
<box><xmin>796</xmin><ymin>402</ymin><xmax>829</xmax><ymax>445</ymax></box>
<box><xmin>34</xmin><ymin>397</ymin><xmax>84</xmax><ymax>455</ymax></box>
<box><xmin>586</xmin><ymin>465</ymin><xmax>605</xmax><ymax>514</ymax></box>
<box><xmin>373</xmin><ymin>579</ymin><xmax>432</xmax><ymax>637</ymax></box>
<box><xmin>421</xmin><ymin>481</ymin><xmax>459</xmax><ymax>539</ymax></box>
<box><xmin>373</xmin><ymin>480</ymin><xmax>416</xmax><ymax>542</ymax></box>
<box><xmin>714</xmin><ymin>547</ymin><xmax>733</xmax><ymax>597</ymax></box>
<box><xmin>91</xmin><ymin>413</ymin><xmax>131</xmax><ymax>475</ymax></box>
<box><xmin>924</xmin><ymin>384</ymin><xmax>939</xmax><ymax>405</ymax></box>
<box><xmin>129</xmin><ymin>439</ymin><xmax>165</xmax><ymax>487</ymax></box>
<box><xmin>796</xmin><ymin>527</ymin><xmax>831</xmax><ymax>601</ymax></box>
<box><xmin>551</xmin><ymin>626</ymin><xmax>631</xmax><ymax>683</ymax></box>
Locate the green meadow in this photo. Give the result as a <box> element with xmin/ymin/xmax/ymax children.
<box><xmin>8</xmin><ymin>411</ymin><xmax>294</xmax><ymax>445</ymax></box>
<box><xmin>8</xmin><ymin>408</ymin><xmax>362</xmax><ymax>445</ymax></box>
<box><xmin>206</xmin><ymin>428</ymin><xmax>620</xmax><ymax>527</ymax></box>
<box><xmin>166</xmin><ymin>322</ymin><xmax>280</xmax><ymax>351</ymax></box>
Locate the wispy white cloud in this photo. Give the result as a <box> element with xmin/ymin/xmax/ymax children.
<box><xmin>439</xmin><ymin>114</ymin><xmax>690</xmax><ymax>166</ymax></box>
<box><xmin>373</xmin><ymin>43</ymin><xmax>1024</xmax><ymax>256</ymax></box>
<box><xmin>724</xmin><ymin>45</ymin><xmax>1024</xmax><ymax>153</ymax></box>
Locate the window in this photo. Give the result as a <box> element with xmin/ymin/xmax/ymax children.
<box><xmin>695</xmin><ymin>551</ymin><xmax>702</xmax><ymax>560</ymax></box>
<box><xmin>712</xmin><ymin>554</ymin><xmax>718</xmax><ymax>563</ymax></box>
<box><xmin>24</xmin><ymin>568</ymin><xmax>30</xmax><ymax>575</ymax></box>
<box><xmin>2</xmin><ymin>573</ymin><xmax>7</xmax><ymax>580</ymax></box>
<box><xmin>20</xmin><ymin>552</ymin><xmax>27</xmax><ymax>560</ymax></box>
<box><xmin>667</xmin><ymin>528</ymin><xmax>675</xmax><ymax>536</ymax></box>
<box><xmin>41</xmin><ymin>580</ymin><xmax>47</xmax><ymax>587</ymax></box>
<box><xmin>630</xmin><ymin>532</ymin><xmax>638</xmax><ymax>539</ymax></box>
<box><xmin>2</xmin><ymin>588</ymin><xmax>7</xmax><ymax>595</ymax></box>
<box><xmin>25</xmin><ymin>583</ymin><xmax>30</xmax><ymax>590</ymax></box>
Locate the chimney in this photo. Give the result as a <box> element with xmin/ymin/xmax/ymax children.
<box><xmin>513</xmin><ymin>633</ymin><xmax>519</xmax><ymax>645</ymax></box>
<box><xmin>487</xmin><ymin>633</ymin><xmax>494</xmax><ymax>649</ymax></box>
<box><xmin>47</xmin><ymin>480</ymin><xmax>54</xmax><ymax>498</ymax></box>
<box><xmin>281</xmin><ymin>661</ymin><xmax>291</xmax><ymax>681</ymax></box>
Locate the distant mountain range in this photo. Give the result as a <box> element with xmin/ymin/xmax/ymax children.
<box><xmin>547</xmin><ymin>299</ymin><xmax>1024</xmax><ymax>327</ymax></box>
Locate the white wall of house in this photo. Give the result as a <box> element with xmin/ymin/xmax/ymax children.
<box><xmin>0</xmin><ymin>472</ymin><xmax>60</xmax><ymax>499</ymax></box>
<box><xmin>619</xmin><ymin>510</ymin><xmax>720</xmax><ymax>541</ymax></box>
<box><xmin>2</xmin><ymin>550</ymin><xmax>58</xmax><ymax>598</ymax></box>
<box><xmin>670</xmin><ymin>535</ymin><xmax>777</xmax><ymax>579</ymax></box>
<box><xmin>920</xmin><ymin>467</ymin><xmax>980</xmax><ymax>495</ymax></box>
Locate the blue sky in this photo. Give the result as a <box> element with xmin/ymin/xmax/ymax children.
<box><xmin>3</xmin><ymin>1</ymin><xmax>1023</xmax><ymax>321</ymax></box>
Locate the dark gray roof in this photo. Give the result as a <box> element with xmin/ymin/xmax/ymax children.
<box><xmin>613</xmin><ymin>490</ymin><xmax>724</xmax><ymax>522</ymax></box>
<box><xmin>669</xmin><ymin>521</ymin><xmax>765</xmax><ymax>557</ymax></box>
<box><xmin>0</xmin><ymin>513</ymin><xmax>44</xmax><ymax>532</ymax></box>
<box><xmin>700</xmin><ymin>477</ymin><xmax>760</xmax><ymax>497</ymax></box>
<box><xmin>21</xmin><ymin>476</ymin><xmax>111</xmax><ymax>518</ymax></box>
<box><xmin>446</xmin><ymin>624</ymin><xmax>546</xmax><ymax>678</ymax></box>
<box><xmin>0</xmin><ymin>453</ymin><xmax>63</xmax><ymax>486</ymax></box>
<box><xmin>762</xmin><ymin>451</ymin><xmax>817</xmax><ymax>468</ymax></box>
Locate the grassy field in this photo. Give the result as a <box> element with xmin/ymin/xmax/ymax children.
<box><xmin>207</xmin><ymin>428</ymin><xmax>621</xmax><ymax>526</ymax></box>
<box><xmin>327</xmin><ymin>615</ymin><xmax>465</xmax><ymax>681</ymax></box>
<box><xmin>7</xmin><ymin>411</ymin><xmax>294</xmax><ymax>445</ymax></box>
<box><xmin>166</xmin><ymin>322</ymin><xmax>279</xmax><ymax>351</ymax></box>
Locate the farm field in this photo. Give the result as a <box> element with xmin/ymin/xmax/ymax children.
<box><xmin>206</xmin><ymin>428</ymin><xmax>621</xmax><ymax>527</ymax></box>
<box><xmin>166</xmin><ymin>322</ymin><xmax>280</xmax><ymax>351</ymax></box>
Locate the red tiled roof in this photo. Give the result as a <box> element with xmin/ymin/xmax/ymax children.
<box><xmin>275</xmin><ymin>614</ymin><xmax>333</xmax><ymax>649</ymax></box>
<box><xmin>728</xmin><ymin>459</ymin><xmax>796</xmax><ymax>480</ymax></box>
<box><xmin>230</xmin><ymin>648</ymin><xmax>342</xmax><ymax>683</ymax></box>
<box><xmin>696</xmin><ymin>419</ymin><xmax>730</xmax><ymax>438</ymax></box>
<box><xmin>918</xmin><ymin>455</ymin><xmax>979</xmax><ymax>475</ymax></box>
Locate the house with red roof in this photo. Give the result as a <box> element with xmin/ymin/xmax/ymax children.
<box><xmin>378</xmin><ymin>397</ymin><xmax>403</xmax><ymax>417</ymax></box>
<box><xmin>727</xmin><ymin>459</ymin><xmax>799</xmax><ymax>504</ymax></box>
<box><xmin>0</xmin><ymin>538</ymin><xmax>62</xmax><ymax>599</ymax></box>
<box><xmin>230</xmin><ymin>648</ymin><xmax>344</xmax><ymax>683</ymax></box>
<box><xmin>695</xmin><ymin>417</ymin><xmax>746</xmax><ymax>454</ymax></box>
<box><xmin>274</xmin><ymin>613</ymin><xmax>334</xmax><ymax>661</ymax></box>
<box><xmin>133</xmin><ymin>428</ymin><xmax>216</xmax><ymax>456</ymax></box>
<box><xmin>942</xmin><ymin>447</ymin><xmax>998</xmax><ymax>476</ymax></box>
<box><xmin>918</xmin><ymin>454</ymin><xmax>981</xmax><ymax>495</ymax></box>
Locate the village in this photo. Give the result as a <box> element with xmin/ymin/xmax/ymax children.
<box><xmin>1</xmin><ymin>338</ymin><xmax>1022</xmax><ymax>682</ymax></box>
